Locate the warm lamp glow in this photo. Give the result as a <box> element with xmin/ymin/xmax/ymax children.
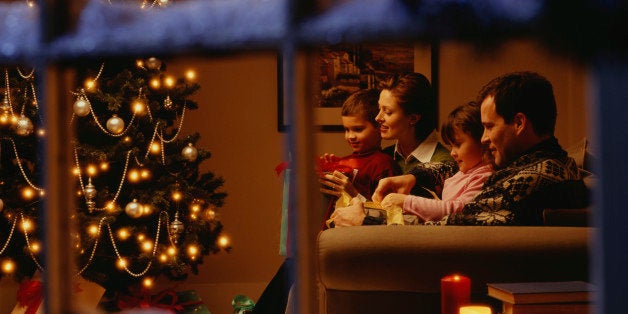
<box><xmin>132</xmin><ymin>100</ymin><xmax>146</xmax><ymax>115</ymax></box>
<box><xmin>218</xmin><ymin>235</ymin><xmax>230</xmax><ymax>248</ymax></box>
<box><xmin>88</xmin><ymin>224</ymin><xmax>99</xmax><ymax>236</ymax></box>
<box><xmin>150</xmin><ymin>142</ymin><xmax>161</xmax><ymax>154</ymax></box>
<box><xmin>21</xmin><ymin>187</ymin><xmax>35</xmax><ymax>200</ymax></box>
<box><xmin>87</xmin><ymin>164</ymin><xmax>98</xmax><ymax>176</ymax></box>
<box><xmin>0</xmin><ymin>113</ymin><xmax>10</xmax><ymax>125</ymax></box>
<box><xmin>159</xmin><ymin>254</ymin><xmax>168</xmax><ymax>262</ymax></box>
<box><xmin>20</xmin><ymin>219</ymin><xmax>33</xmax><ymax>232</ymax></box>
<box><xmin>128</xmin><ymin>169</ymin><xmax>140</xmax><ymax>182</ymax></box>
<box><xmin>137</xmin><ymin>233</ymin><xmax>146</xmax><ymax>241</ymax></box>
<box><xmin>136</xmin><ymin>59</ymin><xmax>145</xmax><ymax>68</ymax></box>
<box><xmin>72</xmin><ymin>167</ymin><xmax>81</xmax><ymax>176</ymax></box>
<box><xmin>149</xmin><ymin>78</ymin><xmax>161</xmax><ymax>89</ymax></box>
<box><xmin>142</xmin><ymin>204</ymin><xmax>153</xmax><ymax>216</ymax></box>
<box><xmin>167</xmin><ymin>246</ymin><xmax>177</xmax><ymax>256</ymax></box>
<box><xmin>117</xmin><ymin>258</ymin><xmax>127</xmax><ymax>269</ymax></box>
<box><xmin>100</xmin><ymin>162</ymin><xmax>109</xmax><ymax>171</ymax></box>
<box><xmin>187</xmin><ymin>245</ymin><xmax>199</xmax><ymax>257</ymax></box>
<box><xmin>106</xmin><ymin>201</ymin><xmax>118</xmax><ymax>213</ymax></box>
<box><xmin>459</xmin><ymin>305</ymin><xmax>492</xmax><ymax>314</ymax></box>
<box><xmin>164</xmin><ymin>76</ymin><xmax>175</xmax><ymax>88</ymax></box>
<box><xmin>185</xmin><ymin>69</ymin><xmax>197</xmax><ymax>81</ymax></box>
<box><xmin>37</xmin><ymin>129</ymin><xmax>46</xmax><ymax>137</ymax></box>
<box><xmin>84</xmin><ymin>79</ymin><xmax>97</xmax><ymax>91</ymax></box>
<box><xmin>30</xmin><ymin>242</ymin><xmax>41</xmax><ymax>253</ymax></box>
<box><xmin>141</xmin><ymin>240</ymin><xmax>153</xmax><ymax>252</ymax></box>
<box><xmin>171</xmin><ymin>191</ymin><xmax>182</xmax><ymax>202</ymax></box>
<box><xmin>206</xmin><ymin>209</ymin><xmax>216</xmax><ymax>220</ymax></box>
<box><xmin>123</xmin><ymin>136</ymin><xmax>132</xmax><ymax>143</ymax></box>
<box><xmin>1</xmin><ymin>259</ymin><xmax>15</xmax><ymax>274</ymax></box>
<box><xmin>117</xmin><ymin>228</ymin><xmax>130</xmax><ymax>240</ymax></box>
<box><xmin>140</xmin><ymin>169</ymin><xmax>151</xmax><ymax>180</ymax></box>
<box><xmin>142</xmin><ymin>277</ymin><xmax>154</xmax><ymax>288</ymax></box>
<box><xmin>190</xmin><ymin>204</ymin><xmax>201</xmax><ymax>213</ymax></box>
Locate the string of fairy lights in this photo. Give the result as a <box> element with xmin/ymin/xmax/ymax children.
<box><xmin>0</xmin><ymin>59</ymin><xmax>230</xmax><ymax>288</ymax></box>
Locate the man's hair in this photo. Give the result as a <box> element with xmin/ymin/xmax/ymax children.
<box><xmin>441</xmin><ymin>101</ymin><xmax>483</xmax><ymax>146</ymax></box>
<box><xmin>477</xmin><ymin>71</ymin><xmax>557</xmax><ymax>136</ymax></box>
<box><xmin>379</xmin><ymin>72</ymin><xmax>435</xmax><ymax>139</ymax></box>
<box><xmin>341</xmin><ymin>88</ymin><xmax>380</xmax><ymax>126</ymax></box>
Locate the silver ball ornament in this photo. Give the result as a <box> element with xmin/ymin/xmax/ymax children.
<box><xmin>73</xmin><ymin>97</ymin><xmax>91</xmax><ymax>117</ymax></box>
<box><xmin>106</xmin><ymin>114</ymin><xmax>125</xmax><ymax>134</ymax></box>
<box><xmin>182</xmin><ymin>143</ymin><xmax>198</xmax><ymax>162</ymax></box>
<box><xmin>125</xmin><ymin>199</ymin><xmax>143</xmax><ymax>219</ymax></box>
<box><xmin>169</xmin><ymin>212</ymin><xmax>184</xmax><ymax>244</ymax></box>
<box><xmin>84</xmin><ymin>181</ymin><xmax>97</xmax><ymax>199</ymax></box>
<box><xmin>146</xmin><ymin>57</ymin><xmax>162</xmax><ymax>70</ymax></box>
<box><xmin>14</xmin><ymin>115</ymin><xmax>34</xmax><ymax>136</ymax></box>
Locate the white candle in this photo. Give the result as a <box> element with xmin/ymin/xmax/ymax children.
<box><xmin>459</xmin><ymin>305</ymin><xmax>492</xmax><ymax>314</ymax></box>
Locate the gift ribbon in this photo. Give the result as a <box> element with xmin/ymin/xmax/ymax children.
<box><xmin>117</xmin><ymin>288</ymin><xmax>203</xmax><ymax>312</ymax></box>
<box><xmin>16</xmin><ymin>279</ymin><xmax>43</xmax><ymax>314</ymax></box>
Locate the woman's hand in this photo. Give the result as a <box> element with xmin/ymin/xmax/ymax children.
<box><xmin>330</xmin><ymin>197</ymin><xmax>366</xmax><ymax>227</ymax></box>
<box><xmin>319</xmin><ymin>170</ymin><xmax>358</xmax><ymax>198</ymax></box>
<box><xmin>372</xmin><ymin>174</ymin><xmax>416</xmax><ymax>203</ymax></box>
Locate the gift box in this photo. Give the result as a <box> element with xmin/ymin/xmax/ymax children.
<box><xmin>11</xmin><ymin>275</ymin><xmax>105</xmax><ymax>314</ymax></box>
<box><xmin>113</xmin><ymin>288</ymin><xmax>210</xmax><ymax>313</ymax></box>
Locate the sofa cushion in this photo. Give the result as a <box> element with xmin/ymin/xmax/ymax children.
<box><xmin>317</xmin><ymin>225</ymin><xmax>591</xmax><ymax>293</ymax></box>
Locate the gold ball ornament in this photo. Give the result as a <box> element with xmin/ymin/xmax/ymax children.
<box><xmin>73</xmin><ymin>97</ymin><xmax>91</xmax><ymax>117</ymax></box>
<box><xmin>14</xmin><ymin>115</ymin><xmax>34</xmax><ymax>136</ymax></box>
<box><xmin>146</xmin><ymin>57</ymin><xmax>162</xmax><ymax>70</ymax></box>
<box><xmin>182</xmin><ymin>143</ymin><xmax>198</xmax><ymax>162</ymax></box>
<box><xmin>125</xmin><ymin>199</ymin><xmax>143</xmax><ymax>219</ymax></box>
<box><xmin>106</xmin><ymin>115</ymin><xmax>125</xmax><ymax>134</ymax></box>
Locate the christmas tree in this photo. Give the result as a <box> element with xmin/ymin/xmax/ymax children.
<box><xmin>0</xmin><ymin>58</ymin><xmax>228</xmax><ymax>297</ymax></box>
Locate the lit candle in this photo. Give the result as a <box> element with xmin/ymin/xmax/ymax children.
<box><xmin>459</xmin><ymin>305</ymin><xmax>492</xmax><ymax>314</ymax></box>
<box><xmin>441</xmin><ymin>274</ymin><xmax>471</xmax><ymax>314</ymax></box>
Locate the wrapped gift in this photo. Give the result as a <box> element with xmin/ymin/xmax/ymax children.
<box><xmin>115</xmin><ymin>288</ymin><xmax>209</xmax><ymax>313</ymax></box>
<box><xmin>11</xmin><ymin>276</ymin><xmax>105</xmax><ymax>314</ymax></box>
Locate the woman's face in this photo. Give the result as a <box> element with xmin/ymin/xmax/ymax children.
<box><xmin>375</xmin><ymin>89</ymin><xmax>417</xmax><ymax>141</ymax></box>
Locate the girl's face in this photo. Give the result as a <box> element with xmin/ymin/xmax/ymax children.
<box><xmin>341</xmin><ymin>115</ymin><xmax>381</xmax><ymax>154</ymax></box>
<box><xmin>450</xmin><ymin>128</ymin><xmax>484</xmax><ymax>172</ymax></box>
<box><xmin>375</xmin><ymin>90</ymin><xmax>417</xmax><ymax>141</ymax></box>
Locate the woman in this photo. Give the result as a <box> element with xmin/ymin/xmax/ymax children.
<box><xmin>377</xmin><ymin>72</ymin><xmax>452</xmax><ymax>173</ymax></box>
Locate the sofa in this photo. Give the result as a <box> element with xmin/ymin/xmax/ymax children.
<box><xmin>316</xmin><ymin>223</ymin><xmax>592</xmax><ymax>314</ymax></box>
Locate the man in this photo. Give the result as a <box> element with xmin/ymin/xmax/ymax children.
<box><xmin>331</xmin><ymin>71</ymin><xmax>589</xmax><ymax>226</ymax></box>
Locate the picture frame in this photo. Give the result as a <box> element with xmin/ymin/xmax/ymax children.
<box><xmin>278</xmin><ymin>43</ymin><xmax>420</xmax><ymax>132</ymax></box>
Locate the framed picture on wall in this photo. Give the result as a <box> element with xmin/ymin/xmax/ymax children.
<box><xmin>278</xmin><ymin>43</ymin><xmax>416</xmax><ymax>132</ymax></box>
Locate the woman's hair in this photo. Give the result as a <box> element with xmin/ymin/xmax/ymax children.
<box><xmin>441</xmin><ymin>101</ymin><xmax>491</xmax><ymax>162</ymax></box>
<box><xmin>341</xmin><ymin>88</ymin><xmax>380</xmax><ymax>126</ymax></box>
<box><xmin>379</xmin><ymin>72</ymin><xmax>435</xmax><ymax>140</ymax></box>
<box><xmin>477</xmin><ymin>71</ymin><xmax>557</xmax><ymax>136</ymax></box>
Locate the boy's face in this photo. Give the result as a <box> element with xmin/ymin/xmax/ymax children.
<box><xmin>341</xmin><ymin>115</ymin><xmax>382</xmax><ymax>154</ymax></box>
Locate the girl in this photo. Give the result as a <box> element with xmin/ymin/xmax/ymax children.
<box><xmin>379</xmin><ymin>101</ymin><xmax>492</xmax><ymax>223</ymax></box>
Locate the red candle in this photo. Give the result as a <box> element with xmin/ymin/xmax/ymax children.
<box><xmin>441</xmin><ymin>274</ymin><xmax>471</xmax><ymax>314</ymax></box>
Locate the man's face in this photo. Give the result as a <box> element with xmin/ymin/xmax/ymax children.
<box><xmin>480</xmin><ymin>96</ymin><xmax>520</xmax><ymax>168</ymax></box>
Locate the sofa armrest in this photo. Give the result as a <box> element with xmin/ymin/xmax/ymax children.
<box><xmin>317</xmin><ymin>225</ymin><xmax>592</xmax><ymax>294</ymax></box>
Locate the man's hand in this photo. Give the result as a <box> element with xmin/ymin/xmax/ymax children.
<box><xmin>372</xmin><ymin>174</ymin><xmax>416</xmax><ymax>203</ymax></box>
<box><xmin>329</xmin><ymin>197</ymin><xmax>366</xmax><ymax>227</ymax></box>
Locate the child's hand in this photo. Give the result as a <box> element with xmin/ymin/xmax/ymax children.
<box><xmin>380</xmin><ymin>193</ymin><xmax>408</xmax><ymax>210</ymax></box>
<box><xmin>319</xmin><ymin>153</ymin><xmax>339</xmax><ymax>164</ymax></box>
<box><xmin>372</xmin><ymin>174</ymin><xmax>416</xmax><ymax>203</ymax></box>
<box><xmin>319</xmin><ymin>170</ymin><xmax>358</xmax><ymax>198</ymax></box>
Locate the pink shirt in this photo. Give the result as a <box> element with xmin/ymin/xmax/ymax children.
<box><xmin>403</xmin><ymin>163</ymin><xmax>492</xmax><ymax>222</ymax></box>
